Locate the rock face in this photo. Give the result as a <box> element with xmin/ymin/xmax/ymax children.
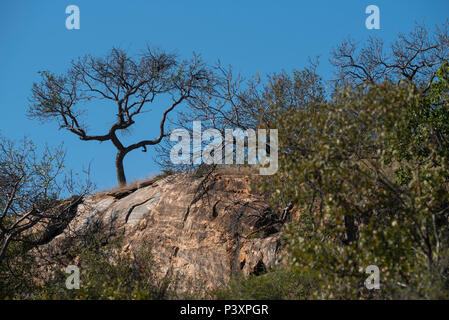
<box><xmin>37</xmin><ymin>172</ymin><xmax>287</xmax><ymax>291</ymax></box>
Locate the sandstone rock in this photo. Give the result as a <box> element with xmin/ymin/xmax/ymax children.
<box><xmin>35</xmin><ymin>172</ymin><xmax>288</xmax><ymax>291</ymax></box>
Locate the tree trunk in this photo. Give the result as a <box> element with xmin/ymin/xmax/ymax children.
<box><xmin>0</xmin><ymin>233</ymin><xmax>13</xmax><ymax>263</ymax></box>
<box><xmin>115</xmin><ymin>152</ymin><xmax>127</xmax><ymax>187</ymax></box>
<box><xmin>344</xmin><ymin>214</ymin><xmax>358</xmax><ymax>244</ymax></box>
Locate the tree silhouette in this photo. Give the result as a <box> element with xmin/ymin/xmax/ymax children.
<box><xmin>29</xmin><ymin>47</ymin><xmax>214</xmax><ymax>186</ymax></box>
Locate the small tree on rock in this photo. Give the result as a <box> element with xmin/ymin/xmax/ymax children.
<box><xmin>29</xmin><ymin>47</ymin><xmax>214</xmax><ymax>186</ymax></box>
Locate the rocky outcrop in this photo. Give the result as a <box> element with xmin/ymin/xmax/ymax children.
<box><xmin>34</xmin><ymin>171</ymin><xmax>291</xmax><ymax>291</ymax></box>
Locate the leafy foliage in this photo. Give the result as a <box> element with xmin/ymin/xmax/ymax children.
<box><xmin>38</xmin><ymin>237</ymin><xmax>179</xmax><ymax>300</ymax></box>
<box><xmin>252</xmin><ymin>63</ymin><xmax>449</xmax><ymax>299</ymax></box>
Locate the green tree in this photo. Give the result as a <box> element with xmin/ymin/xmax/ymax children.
<box><xmin>261</xmin><ymin>64</ymin><xmax>449</xmax><ymax>299</ymax></box>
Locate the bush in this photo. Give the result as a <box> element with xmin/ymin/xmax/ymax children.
<box><xmin>254</xmin><ymin>64</ymin><xmax>449</xmax><ymax>299</ymax></box>
<box><xmin>211</xmin><ymin>267</ymin><xmax>311</xmax><ymax>300</ymax></box>
<box><xmin>38</xmin><ymin>237</ymin><xmax>179</xmax><ymax>300</ymax></box>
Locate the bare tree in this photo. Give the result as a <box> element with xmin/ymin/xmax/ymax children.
<box><xmin>155</xmin><ymin>59</ymin><xmax>325</xmax><ymax>173</ymax></box>
<box><xmin>154</xmin><ymin>62</ymin><xmax>263</xmax><ymax>172</ymax></box>
<box><xmin>0</xmin><ymin>135</ymin><xmax>91</xmax><ymax>263</ymax></box>
<box><xmin>28</xmin><ymin>47</ymin><xmax>214</xmax><ymax>186</ymax></box>
<box><xmin>331</xmin><ymin>22</ymin><xmax>449</xmax><ymax>90</ymax></box>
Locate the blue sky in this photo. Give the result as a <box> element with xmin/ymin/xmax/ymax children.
<box><xmin>0</xmin><ymin>0</ymin><xmax>448</xmax><ymax>191</ymax></box>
